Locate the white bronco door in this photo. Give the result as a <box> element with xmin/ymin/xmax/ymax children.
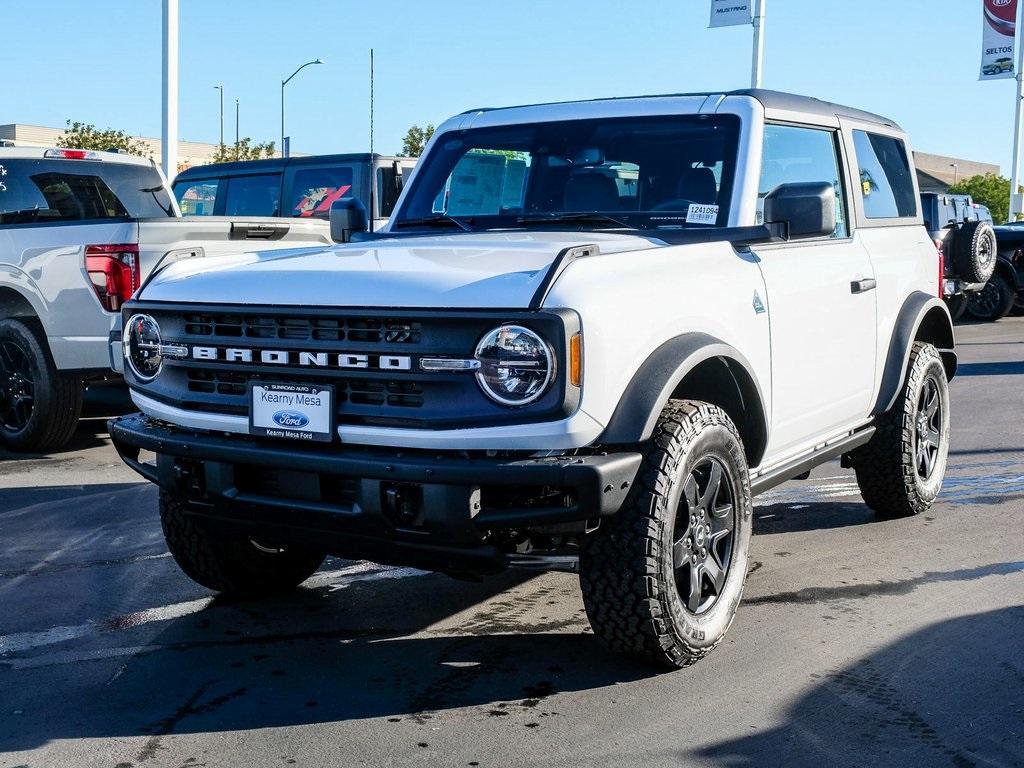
<box><xmin>752</xmin><ymin>124</ymin><xmax>877</xmax><ymax>459</ymax></box>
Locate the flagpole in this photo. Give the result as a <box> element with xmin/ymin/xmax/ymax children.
<box><xmin>1010</xmin><ymin>0</ymin><xmax>1024</xmax><ymax>220</ymax></box>
<box><xmin>751</xmin><ymin>0</ymin><xmax>766</xmax><ymax>88</ymax></box>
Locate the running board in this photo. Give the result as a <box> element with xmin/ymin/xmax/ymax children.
<box><xmin>750</xmin><ymin>427</ymin><xmax>876</xmax><ymax>497</ymax></box>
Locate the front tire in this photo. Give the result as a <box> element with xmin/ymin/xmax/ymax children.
<box><xmin>0</xmin><ymin>319</ymin><xmax>82</xmax><ymax>452</ymax></box>
<box><xmin>579</xmin><ymin>401</ymin><xmax>753</xmax><ymax>669</ymax></box>
<box><xmin>160</xmin><ymin>489</ymin><xmax>325</xmax><ymax>596</ymax></box>
<box><xmin>850</xmin><ymin>342</ymin><xmax>950</xmax><ymax>518</ymax></box>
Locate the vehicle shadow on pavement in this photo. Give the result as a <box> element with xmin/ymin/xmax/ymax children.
<box><xmin>0</xmin><ymin>569</ymin><xmax>656</xmax><ymax>754</ymax></box>
<box><xmin>690</xmin><ymin>606</ymin><xmax>1024</xmax><ymax>768</ymax></box>
<box><xmin>752</xmin><ymin>501</ymin><xmax>875</xmax><ymax>534</ymax></box>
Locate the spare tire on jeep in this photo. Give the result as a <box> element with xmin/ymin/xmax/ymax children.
<box><xmin>952</xmin><ymin>220</ymin><xmax>997</xmax><ymax>284</ymax></box>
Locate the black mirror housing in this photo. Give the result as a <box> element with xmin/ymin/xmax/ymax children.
<box><xmin>764</xmin><ymin>182</ymin><xmax>836</xmax><ymax>240</ymax></box>
<box><xmin>330</xmin><ymin>198</ymin><xmax>369</xmax><ymax>243</ymax></box>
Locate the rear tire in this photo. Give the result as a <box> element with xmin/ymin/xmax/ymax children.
<box><xmin>849</xmin><ymin>342</ymin><xmax>949</xmax><ymax>519</ymax></box>
<box><xmin>160</xmin><ymin>489</ymin><xmax>325</xmax><ymax>596</ymax></box>
<box><xmin>0</xmin><ymin>318</ymin><xmax>82</xmax><ymax>452</ymax></box>
<box><xmin>952</xmin><ymin>220</ymin><xmax>997</xmax><ymax>283</ymax></box>
<box><xmin>966</xmin><ymin>272</ymin><xmax>1015</xmax><ymax>322</ymax></box>
<box><xmin>579</xmin><ymin>401</ymin><xmax>752</xmax><ymax>669</ymax></box>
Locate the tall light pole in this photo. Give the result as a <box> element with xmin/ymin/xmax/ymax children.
<box><xmin>281</xmin><ymin>58</ymin><xmax>323</xmax><ymax>158</ymax></box>
<box><xmin>950</xmin><ymin>163</ymin><xmax>959</xmax><ymax>186</ymax></box>
<box><xmin>1010</xmin><ymin>0</ymin><xmax>1024</xmax><ymax>220</ymax></box>
<box><xmin>751</xmin><ymin>0</ymin><xmax>766</xmax><ymax>88</ymax></box>
<box><xmin>214</xmin><ymin>85</ymin><xmax>224</xmax><ymax>148</ymax></box>
<box><xmin>235</xmin><ymin>99</ymin><xmax>240</xmax><ymax>157</ymax></box>
<box><xmin>161</xmin><ymin>0</ymin><xmax>179</xmax><ymax>180</ymax></box>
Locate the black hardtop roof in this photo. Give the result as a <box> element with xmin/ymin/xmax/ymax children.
<box><xmin>461</xmin><ymin>89</ymin><xmax>900</xmax><ymax>130</ymax></box>
<box><xmin>173</xmin><ymin>152</ymin><xmax>409</xmax><ymax>182</ymax></box>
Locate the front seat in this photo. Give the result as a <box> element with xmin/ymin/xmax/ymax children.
<box><xmin>676</xmin><ymin>167</ymin><xmax>718</xmax><ymax>204</ymax></box>
<box><xmin>563</xmin><ymin>174</ymin><xmax>620</xmax><ymax>211</ymax></box>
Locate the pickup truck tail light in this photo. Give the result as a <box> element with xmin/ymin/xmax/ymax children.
<box><xmin>934</xmin><ymin>238</ymin><xmax>945</xmax><ymax>297</ymax></box>
<box><xmin>85</xmin><ymin>244</ymin><xmax>140</xmax><ymax>312</ymax></box>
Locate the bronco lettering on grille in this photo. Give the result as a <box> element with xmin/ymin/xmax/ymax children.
<box><xmin>181</xmin><ymin>345</ymin><xmax>412</xmax><ymax>371</ymax></box>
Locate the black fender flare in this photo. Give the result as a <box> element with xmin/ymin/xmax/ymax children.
<box><xmin>599</xmin><ymin>332</ymin><xmax>769</xmax><ymax>465</ymax></box>
<box><xmin>873</xmin><ymin>291</ymin><xmax>956</xmax><ymax>415</ymax></box>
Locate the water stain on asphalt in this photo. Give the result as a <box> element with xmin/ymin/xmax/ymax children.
<box><xmin>746</xmin><ymin>560</ymin><xmax>1024</xmax><ymax>606</ymax></box>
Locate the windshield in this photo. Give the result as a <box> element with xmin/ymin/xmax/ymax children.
<box><xmin>0</xmin><ymin>159</ymin><xmax>175</xmax><ymax>224</ymax></box>
<box><xmin>394</xmin><ymin>114</ymin><xmax>739</xmax><ymax>232</ymax></box>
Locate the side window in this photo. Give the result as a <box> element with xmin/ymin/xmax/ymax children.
<box><xmin>174</xmin><ymin>179</ymin><xmax>219</xmax><ymax>216</ymax></box>
<box><xmin>224</xmin><ymin>174</ymin><xmax>281</xmax><ymax>217</ymax></box>
<box><xmin>289</xmin><ymin>166</ymin><xmax>355</xmax><ymax>218</ymax></box>
<box><xmin>758</xmin><ymin>124</ymin><xmax>847</xmax><ymax>238</ymax></box>
<box><xmin>852</xmin><ymin>130</ymin><xmax>917</xmax><ymax>219</ymax></box>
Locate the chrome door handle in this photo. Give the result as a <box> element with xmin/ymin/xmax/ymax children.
<box><xmin>851</xmin><ymin>278</ymin><xmax>877</xmax><ymax>294</ymax></box>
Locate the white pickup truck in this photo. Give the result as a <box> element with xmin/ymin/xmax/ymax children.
<box><xmin>0</xmin><ymin>147</ymin><xmax>333</xmax><ymax>451</ymax></box>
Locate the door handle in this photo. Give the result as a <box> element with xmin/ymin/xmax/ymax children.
<box><xmin>851</xmin><ymin>278</ymin><xmax>877</xmax><ymax>294</ymax></box>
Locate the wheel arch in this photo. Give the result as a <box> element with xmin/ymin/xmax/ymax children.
<box><xmin>0</xmin><ymin>285</ymin><xmax>41</xmax><ymax>321</ymax></box>
<box><xmin>598</xmin><ymin>333</ymin><xmax>769</xmax><ymax>467</ymax></box>
<box><xmin>874</xmin><ymin>291</ymin><xmax>956</xmax><ymax>415</ymax></box>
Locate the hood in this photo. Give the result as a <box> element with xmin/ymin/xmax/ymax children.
<box><xmin>139</xmin><ymin>231</ymin><xmax>657</xmax><ymax>309</ymax></box>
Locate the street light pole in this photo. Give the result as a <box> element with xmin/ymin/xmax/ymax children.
<box><xmin>1010</xmin><ymin>0</ymin><xmax>1024</xmax><ymax>220</ymax></box>
<box><xmin>280</xmin><ymin>58</ymin><xmax>323</xmax><ymax>158</ymax></box>
<box><xmin>751</xmin><ymin>0</ymin><xmax>766</xmax><ymax>88</ymax></box>
<box><xmin>235</xmin><ymin>99</ymin><xmax>239</xmax><ymax>156</ymax></box>
<box><xmin>214</xmin><ymin>85</ymin><xmax>224</xmax><ymax>148</ymax></box>
<box><xmin>161</xmin><ymin>0</ymin><xmax>179</xmax><ymax>180</ymax></box>
<box><xmin>951</xmin><ymin>163</ymin><xmax>959</xmax><ymax>186</ymax></box>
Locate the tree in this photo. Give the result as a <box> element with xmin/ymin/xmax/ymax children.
<box><xmin>210</xmin><ymin>138</ymin><xmax>276</xmax><ymax>163</ymax></box>
<box><xmin>57</xmin><ymin>120</ymin><xmax>148</xmax><ymax>156</ymax></box>
<box><xmin>948</xmin><ymin>173</ymin><xmax>1013</xmax><ymax>223</ymax></box>
<box><xmin>401</xmin><ymin>124</ymin><xmax>435</xmax><ymax>157</ymax></box>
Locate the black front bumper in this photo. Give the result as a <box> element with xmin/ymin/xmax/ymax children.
<box><xmin>109</xmin><ymin>413</ymin><xmax>641</xmax><ymax>574</ymax></box>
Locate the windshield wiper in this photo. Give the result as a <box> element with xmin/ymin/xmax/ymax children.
<box><xmin>393</xmin><ymin>214</ymin><xmax>470</xmax><ymax>231</ymax></box>
<box><xmin>516</xmin><ymin>212</ymin><xmax>634</xmax><ymax>230</ymax></box>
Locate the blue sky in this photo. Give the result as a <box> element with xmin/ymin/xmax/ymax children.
<box><xmin>1</xmin><ymin>0</ymin><xmax>1019</xmax><ymax>171</ymax></box>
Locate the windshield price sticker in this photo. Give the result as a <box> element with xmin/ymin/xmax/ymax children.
<box><xmin>685</xmin><ymin>204</ymin><xmax>719</xmax><ymax>225</ymax></box>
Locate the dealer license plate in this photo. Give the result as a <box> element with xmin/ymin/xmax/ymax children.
<box><xmin>249</xmin><ymin>383</ymin><xmax>333</xmax><ymax>443</ymax></box>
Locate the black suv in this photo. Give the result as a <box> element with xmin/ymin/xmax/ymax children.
<box><xmin>920</xmin><ymin>192</ymin><xmax>996</xmax><ymax>321</ymax></box>
<box><xmin>172</xmin><ymin>153</ymin><xmax>416</xmax><ymax>231</ymax></box>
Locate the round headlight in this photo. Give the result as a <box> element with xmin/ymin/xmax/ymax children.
<box><xmin>475</xmin><ymin>325</ymin><xmax>555</xmax><ymax>406</ymax></box>
<box><xmin>123</xmin><ymin>314</ymin><xmax>163</xmax><ymax>381</ymax></box>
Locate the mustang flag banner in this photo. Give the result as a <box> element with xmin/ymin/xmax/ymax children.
<box><xmin>709</xmin><ymin>0</ymin><xmax>752</xmax><ymax>28</ymax></box>
<box><xmin>980</xmin><ymin>0</ymin><xmax>1018</xmax><ymax>80</ymax></box>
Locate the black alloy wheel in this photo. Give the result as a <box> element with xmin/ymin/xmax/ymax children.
<box><xmin>914</xmin><ymin>375</ymin><xmax>943</xmax><ymax>481</ymax></box>
<box><xmin>672</xmin><ymin>457</ymin><xmax>736</xmax><ymax>614</ymax></box>
<box><xmin>0</xmin><ymin>338</ymin><xmax>35</xmax><ymax>433</ymax></box>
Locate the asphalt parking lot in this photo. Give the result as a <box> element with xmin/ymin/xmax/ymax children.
<box><xmin>1</xmin><ymin>318</ymin><xmax>1022</xmax><ymax>768</ymax></box>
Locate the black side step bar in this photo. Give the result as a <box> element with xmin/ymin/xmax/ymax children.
<box><xmin>750</xmin><ymin>426</ymin><xmax>875</xmax><ymax>496</ymax></box>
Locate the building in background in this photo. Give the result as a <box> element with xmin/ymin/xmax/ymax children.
<box><xmin>0</xmin><ymin>123</ymin><xmax>286</xmax><ymax>171</ymax></box>
<box><xmin>914</xmin><ymin>152</ymin><xmax>1000</xmax><ymax>193</ymax></box>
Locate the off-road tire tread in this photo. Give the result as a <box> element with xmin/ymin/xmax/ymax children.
<box><xmin>160</xmin><ymin>490</ymin><xmax>324</xmax><ymax>596</ymax></box>
<box><xmin>580</xmin><ymin>400</ymin><xmax>749</xmax><ymax>668</ymax></box>
<box><xmin>952</xmin><ymin>220</ymin><xmax>996</xmax><ymax>284</ymax></box>
<box><xmin>851</xmin><ymin>342</ymin><xmax>944</xmax><ymax>518</ymax></box>
<box><xmin>0</xmin><ymin>319</ymin><xmax>81</xmax><ymax>452</ymax></box>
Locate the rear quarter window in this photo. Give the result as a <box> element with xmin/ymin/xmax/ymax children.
<box><xmin>174</xmin><ymin>178</ymin><xmax>220</xmax><ymax>215</ymax></box>
<box><xmin>0</xmin><ymin>159</ymin><xmax>174</xmax><ymax>225</ymax></box>
<box><xmin>852</xmin><ymin>131</ymin><xmax>917</xmax><ymax>219</ymax></box>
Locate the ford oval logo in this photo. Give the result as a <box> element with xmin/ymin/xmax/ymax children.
<box><xmin>273</xmin><ymin>410</ymin><xmax>309</xmax><ymax>428</ymax></box>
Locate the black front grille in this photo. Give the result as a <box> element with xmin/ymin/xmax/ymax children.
<box><xmin>126</xmin><ymin>303</ymin><xmax>576</xmax><ymax>430</ymax></box>
<box><xmin>183</xmin><ymin>313</ymin><xmax>422</xmax><ymax>344</ymax></box>
<box><xmin>185</xmin><ymin>369</ymin><xmax>424</xmax><ymax>410</ymax></box>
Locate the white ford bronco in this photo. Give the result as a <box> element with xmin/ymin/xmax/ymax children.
<box><xmin>110</xmin><ymin>90</ymin><xmax>955</xmax><ymax>668</ymax></box>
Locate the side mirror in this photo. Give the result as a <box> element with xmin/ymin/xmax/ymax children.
<box><xmin>764</xmin><ymin>181</ymin><xmax>836</xmax><ymax>239</ymax></box>
<box><xmin>330</xmin><ymin>198</ymin><xmax>368</xmax><ymax>243</ymax></box>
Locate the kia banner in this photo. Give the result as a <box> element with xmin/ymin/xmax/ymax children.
<box><xmin>709</xmin><ymin>0</ymin><xmax>752</xmax><ymax>28</ymax></box>
<box><xmin>980</xmin><ymin>0</ymin><xmax>1018</xmax><ymax>80</ymax></box>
